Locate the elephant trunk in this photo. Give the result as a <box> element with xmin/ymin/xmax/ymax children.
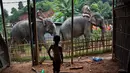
<box><xmin>101</xmin><ymin>24</ymin><xmax>106</xmax><ymax>47</ymax></box>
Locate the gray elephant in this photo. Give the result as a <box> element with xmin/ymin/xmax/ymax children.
<box><xmin>60</xmin><ymin>13</ymin><xmax>105</xmax><ymax>47</ymax></box>
<box><xmin>10</xmin><ymin>18</ymin><xmax>56</xmax><ymax>51</ymax></box>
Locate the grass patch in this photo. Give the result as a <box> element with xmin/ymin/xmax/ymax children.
<box><xmin>11</xmin><ymin>48</ymin><xmax>112</xmax><ymax>62</ymax></box>
<box><xmin>11</xmin><ymin>56</ymin><xmax>32</xmax><ymax>62</ymax></box>
<box><xmin>64</xmin><ymin>48</ymin><xmax>112</xmax><ymax>59</ymax></box>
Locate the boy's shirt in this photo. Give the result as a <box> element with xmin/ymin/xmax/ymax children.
<box><xmin>49</xmin><ymin>45</ymin><xmax>63</xmax><ymax>62</ymax></box>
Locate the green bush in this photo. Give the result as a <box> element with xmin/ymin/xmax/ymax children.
<box><xmin>91</xmin><ymin>28</ymin><xmax>102</xmax><ymax>40</ymax></box>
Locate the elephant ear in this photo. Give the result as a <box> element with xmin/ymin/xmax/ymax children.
<box><xmin>44</xmin><ymin>19</ymin><xmax>54</xmax><ymax>32</ymax></box>
<box><xmin>44</xmin><ymin>19</ymin><xmax>53</xmax><ymax>26</ymax></box>
<box><xmin>89</xmin><ymin>14</ymin><xmax>96</xmax><ymax>25</ymax></box>
<box><xmin>89</xmin><ymin>13</ymin><xmax>103</xmax><ymax>26</ymax></box>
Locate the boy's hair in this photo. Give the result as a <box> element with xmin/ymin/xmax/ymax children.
<box><xmin>53</xmin><ymin>35</ymin><xmax>60</xmax><ymax>42</ymax></box>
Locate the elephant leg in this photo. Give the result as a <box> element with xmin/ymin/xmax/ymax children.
<box><xmin>19</xmin><ymin>41</ymin><xmax>25</xmax><ymax>53</ymax></box>
<box><xmin>84</xmin><ymin>30</ymin><xmax>91</xmax><ymax>51</ymax></box>
<box><xmin>84</xmin><ymin>35</ymin><xmax>90</xmax><ymax>48</ymax></box>
<box><xmin>62</xmin><ymin>33</ymin><xmax>71</xmax><ymax>51</ymax></box>
<box><xmin>38</xmin><ymin>36</ymin><xmax>49</xmax><ymax>51</ymax></box>
<box><xmin>39</xmin><ymin>44</ymin><xmax>42</xmax><ymax>51</ymax></box>
<box><xmin>39</xmin><ymin>42</ymin><xmax>47</xmax><ymax>52</ymax></box>
<box><xmin>10</xmin><ymin>39</ymin><xmax>15</xmax><ymax>53</ymax></box>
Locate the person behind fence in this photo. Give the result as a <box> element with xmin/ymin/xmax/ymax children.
<box><xmin>82</xmin><ymin>4</ymin><xmax>91</xmax><ymax>17</ymax></box>
<box><xmin>48</xmin><ymin>35</ymin><xmax>63</xmax><ymax>73</ymax></box>
<box><xmin>36</xmin><ymin>9</ymin><xmax>45</xmax><ymax>24</ymax></box>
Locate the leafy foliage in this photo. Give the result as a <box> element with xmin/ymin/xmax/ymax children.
<box><xmin>50</xmin><ymin>0</ymin><xmax>72</xmax><ymax>22</ymax></box>
<box><xmin>3</xmin><ymin>9</ymin><xmax>9</xmax><ymax>18</ymax></box>
<box><xmin>45</xmin><ymin>0</ymin><xmax>112</xmax><ymax>23</ymax></box>
<box><xmin>8</xmin><ymin>0</ymin><xmax>112</xmax><ymax>23</ymax></box>
<box><xmin>11</xmin><ymin>7</ymin><xmax>17</xmax><ymax>14</ymax></box>
<box><xmin>46</xmin><ymin>0</ymin><xmax>88</xmax><ymax>23</ymax></box>
<box><xmin>90</xmin><ymin>1</ymin><xmax>112</xmax><ymax>19</ymax></box>
<box><xmin>0</xmin><ymin>9</ymin><xmax>9</xmax><ymax>32</ymax></box>
<box><xmin>36</xmin><ymin>0</ymin><xmax>51</xmax><ymax>12</ymax></box>
<box><xmin>36</xmin><ymin>0</ymin><xmax>53</xmax><ymax>2</ymax></box>
<box><xmin>9</xmin><ymin>0</ymin><xmax>52</xmax><ymax>23</ymax></box>
<box><xmin>36</xmin><ymin>0</ymin><xmax>44</xmax><ymax>2</ymax></box>
<box><xmin>9</xmin><ymin>6</ymin><xmax>28</xmax><ymax>23</ymax></box>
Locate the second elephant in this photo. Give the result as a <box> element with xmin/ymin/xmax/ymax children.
<box><xmin>60</xmin><ymin>13</ymin><xmax>105</xmax><ymax>43</ymax></box>
<box><xmin>10</xmin><ymin>18</ymin><xmax>56</xmax><ymax>51</ymax></box>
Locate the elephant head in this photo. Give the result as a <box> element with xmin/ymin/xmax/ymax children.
<box><xmin>35</xmin><ymin>18</ymin><xmax>57</xmax><ymax>50</ymax></box>
<box><xmin>89</xmin><ymin>13</ymin><xmax>106</xmax><ymax>45</ymax></box>
<box><xmin>41</xmin><ymin>18</ymin><xmax>57</xmax><ymax>36</ymax></box>
<box><xmin>89</xmin><ymin>13</ymin><xmax>105</xmax><ymax>32</ymax></box>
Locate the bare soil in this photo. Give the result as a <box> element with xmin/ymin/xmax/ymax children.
<box><xmin>1</xmin><ymin>53</ymin><xmax>119</xmax><ymax>73</ymax></box>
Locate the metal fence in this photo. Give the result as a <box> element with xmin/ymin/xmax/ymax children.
<box><xmin>9</xmin><ymin>30</ymin><xmax>112</xmax><ymax>62</ymax></box>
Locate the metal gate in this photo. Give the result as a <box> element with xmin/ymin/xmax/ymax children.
<box><xmin>113</xmin><ymin>0</ymin><xmax>130</xmax><ymax>72</ymax></box>
<box><xmin>0</xmin><ymin>34</ymin><xmax>10</xmax><ymax>71</ymax></box>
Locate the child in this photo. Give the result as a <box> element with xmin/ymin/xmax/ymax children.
<box><xmin>48</xmin><ymin>35</ymin><xmax>63</xmax><ymax>73</ymax></box>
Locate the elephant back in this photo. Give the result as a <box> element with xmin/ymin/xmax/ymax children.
<box><xmin>11</xmin><ymin>20</ymin><xmax>30</xmax><ymax>41</ymax></box>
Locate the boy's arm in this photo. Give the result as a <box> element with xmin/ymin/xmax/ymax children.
<box><xmin>48</xmin><ymin>45</ymin><xmax>53</xmax><ymax>60</ymax></box>
<box><xmin>60</xmin><ymin>47</ymin><xmax>63</xmax><ymax>63</ymax></box>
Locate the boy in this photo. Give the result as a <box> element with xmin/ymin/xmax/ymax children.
<box><xmin>48</xmin><ymin>35</ymin><xmax>63</xmax><ymax>73</ymax></box>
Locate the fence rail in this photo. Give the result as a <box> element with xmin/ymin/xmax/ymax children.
<box><xmin>9</xmin><ymin>31</ymin><xmax>112</xmax><ymax>62</ymax></box>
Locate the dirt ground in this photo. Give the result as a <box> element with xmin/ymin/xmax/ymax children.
<box><xmin>1</xmin><ymin>53</ymin><xmax>119</xmax><ymax>73</ymax></box>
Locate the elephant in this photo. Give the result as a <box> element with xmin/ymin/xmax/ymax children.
<box><xmin>59</xmin><ymin>13</ymin><xmax>106</xmax><ymax>49</ymax></box>
<box><xmin>10</xmin><ymin>18</ymin><xmax>56</xmax><ymax>52</ymax></box>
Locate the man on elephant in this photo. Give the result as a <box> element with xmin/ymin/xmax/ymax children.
<box><xmin>36</xmin><ymin>9</ymin><xmax>45</xmax><ymax>22</ymax></box>
<box><xmin>82</xmin><ymin>4</ymin><xmax>91</xmax><ymax>17</ymax></box>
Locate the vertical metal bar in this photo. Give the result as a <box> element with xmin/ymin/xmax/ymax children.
<box><xmin>92</xmin><ymin>39</ymin><xmax>93</xmax><ymax>52</ymax></box>
<box><xmin>71</xmin><ymin>0</ymin><xmax>74</xmax><ymax>64</ymax></box>
<box><xmin>27</xmin><ymin>0</ymin><xmax>34</xmax><ymax>66</ymax></box>
<box><xmin>32</xmin><ymin>0</ymin><xmax>39</xmax><ymax>65</ymax></box>
<box><xmin>83</xmin><ymin>39</ymin><xmax>85</xmax><ymax>54</ymax></box>
<box><xmin>0</xmin><ymin>0</ymin><xmax>10</xmax><ymax>65</ymax></box>
<box><xmin>78</xmin><ymin>39</ymin><xmax>80</xmax><ymax>56</ymax></box>
<box><xmin>112</xmin><ymin>0</ymin><xmax>116</xmax><ymax>60</ymax></box>
<box><xmin>0</xmin><ymin>0</ymin><xmax>8</xmax><ymax>44</ymax></box>
<box><xmin>97</xmin><ymin>38</ymin><xmax>99</xmax><ymax>52</ymax></box>
<box><xmin>106</xmin><ymin>36</ymin><xmax>108</xmax><ymax>51</ymax></box>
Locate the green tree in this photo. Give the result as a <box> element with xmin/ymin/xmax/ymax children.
<box><xmin>85</xmin><ymin>0</ymin><xmax>101</xmax><ymax>5</ymax></box>
<box><xmin>18</xmin><ymin>1</ymin><xmax>24</xmax><ymax>10</ymax></box>
<box><xmin>48</xmin><ymin>0</ymin><xmax>72</xmax><ymax>22</ymax></box>
<box><xmin>9</xmin><ymin>6</ymin><xmax>27</xmax><ymax>23</ymax></box>
<box><xmin>11</xmin><ymin>7</ymin><xmax>17</xmax><ymax>14</ymax></box>
<box><xmin>36</xmin><ymin>1</ymin><xmax>51</xmax><ymax>12</ymax></box>
<box><xmin>45</xmin><ymin>0</ymin><xmax>86</xmax><ymax>22</ymax></box>
<box><xmin>36</xmin><ymin>0</ymin><xmax>44</xmax><ymax>2</ymax></box>
<box><xmin>0</xmin><ymin>9</ymin><xmax>9</xmax><ymax>32</ymax></box>
<box><xmin>74</xmin><ymin>0</ymin><xmax>87</xmax><ymax>14</ymax></box>
<box><xmin>90</xmin><ymin>1</ymin><xmax>112</xmax><ymax>19</ymax></box>
<box><xmin>3</xmin><ymin>9</ymin><xmax>9</xmax><ymax>18</ymax></box>
<box><xmin>45</xmin><ymin>0</ymin><xmax>112</xmax><ymax>22</ymax></box>
<box><xmin>9</xmin><ymin>7</ymin><xmax>19</xmax><ymax>23</ymax></box>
